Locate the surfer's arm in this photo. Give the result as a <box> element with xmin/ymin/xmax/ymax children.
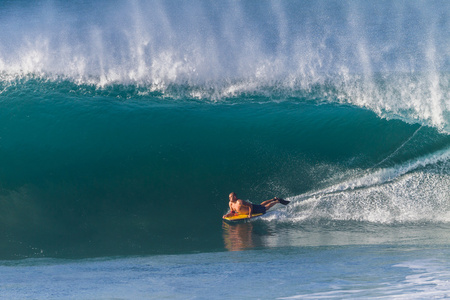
<box><xmin>223</xmin><ymin>203</ymin><xmax>236</xmax><ymax>218</ymax></box>
<box><xmin>223</xmin><ymin>210</ymin><xmax>235</xmax><ymax>218</ymax></box>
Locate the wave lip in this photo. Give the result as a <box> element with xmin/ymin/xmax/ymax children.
<box><xmin>1</xmin><ymin>73</ymin><xmax>449</xmax><ymax>135</ymax></box>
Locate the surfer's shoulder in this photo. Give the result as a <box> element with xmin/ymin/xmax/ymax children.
<box><xmin>237</xmin><ymin>199</ymin><xmax>252</xmax><ymax>206</ymax></box>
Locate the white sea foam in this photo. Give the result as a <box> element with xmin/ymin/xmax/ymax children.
<box><xmin>271</xmin><ymin>147</ymin><xmax>450</xmax><ymax>224</ymax></box>
<box><xmin>280</xmin><ymin>259</ymin><xmax>450</xmax><ymax>299</ymax></box>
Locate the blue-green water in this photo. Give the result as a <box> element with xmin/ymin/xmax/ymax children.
<box><xmin>1</xmin><ymin>0</ymin><xmax>449</xmax><ymax>298</ymax></box>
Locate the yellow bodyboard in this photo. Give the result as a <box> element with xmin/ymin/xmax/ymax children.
<box><xmin>223</xmin><ymin>213</ymin><xmax>264</xmax><ymax>221</ymax></box>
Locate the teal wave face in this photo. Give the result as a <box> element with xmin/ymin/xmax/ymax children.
<box><xmin>0</xmin><ymin>0</ymin><xmax>449</xmax><ymax>259</ymax></box>
<box><xmin>1</xmin><ymin>80</ymin><xmax>449</xmax><ymax>259</ymax></box>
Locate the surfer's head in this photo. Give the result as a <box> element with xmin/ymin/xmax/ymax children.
<box><xmin>229</xmin><ymin>192</ymin><xmax>237</xmax><ymax>202</ymax></box>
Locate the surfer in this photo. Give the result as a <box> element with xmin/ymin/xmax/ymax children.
<box><xmin>223</xmin><ymin>192</ymin><xmax>289</xmax><ymax>219</ymax></box>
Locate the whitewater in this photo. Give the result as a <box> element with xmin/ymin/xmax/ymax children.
<box><xmin>0</xmin><ymin>0</ymin><xmax>449</xmax><ymax>298</ymax></box>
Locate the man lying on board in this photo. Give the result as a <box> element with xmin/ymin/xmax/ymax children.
<box><xmin>223</xmin><ymin>192</ymin><xmax>290</xmax><ymax>219</ymax></box>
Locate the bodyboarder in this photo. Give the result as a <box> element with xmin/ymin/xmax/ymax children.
<box><xmin>223</xmin><ymin>192</ymin><xmax>290</xmax><ymax>219</ymax></box>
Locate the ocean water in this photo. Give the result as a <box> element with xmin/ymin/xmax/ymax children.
<box><xmin>1</xmin><ymin>0</ymin><xmax>449</xmax><ymax>298</ymax></box>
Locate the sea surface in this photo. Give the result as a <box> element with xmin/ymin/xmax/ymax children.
<box><xmin>0</xmin><ymin>0</ymin><xmax>449</xmax><ymax>299</ymax></box>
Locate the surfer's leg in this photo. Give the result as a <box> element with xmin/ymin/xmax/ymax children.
<box><xmin>264</xmin><ymin>201</ymin><xmax>278</xmax><ymax>211</ymax></box>
<box><xmin>260</xmin><ymin>198</ymin><xmax>277</xmax><ymax>206</ymax></box>
<box><xmin>263</xmin><ymin>198</ymin><xmax>290</xmax><ymax>211</ymax></box>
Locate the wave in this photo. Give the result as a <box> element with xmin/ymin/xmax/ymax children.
<box><xmin>1</xmin><ymin>74</ymin><xmax>450</xmax><ymax>135</ymax></box>
<box><xmin>1</xmin><ymin>0</ymin><xmax>449</xmax><ymax>131</ymax></box>
<box><xmin>0</xmin><ymin>0</ymin><xmax>449</xmax><ymax>258</ymax></box>
<box><xmin>265</xmin><ymin>146</ymin><xmax>450</xmax><ymax>224</ymax></box>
